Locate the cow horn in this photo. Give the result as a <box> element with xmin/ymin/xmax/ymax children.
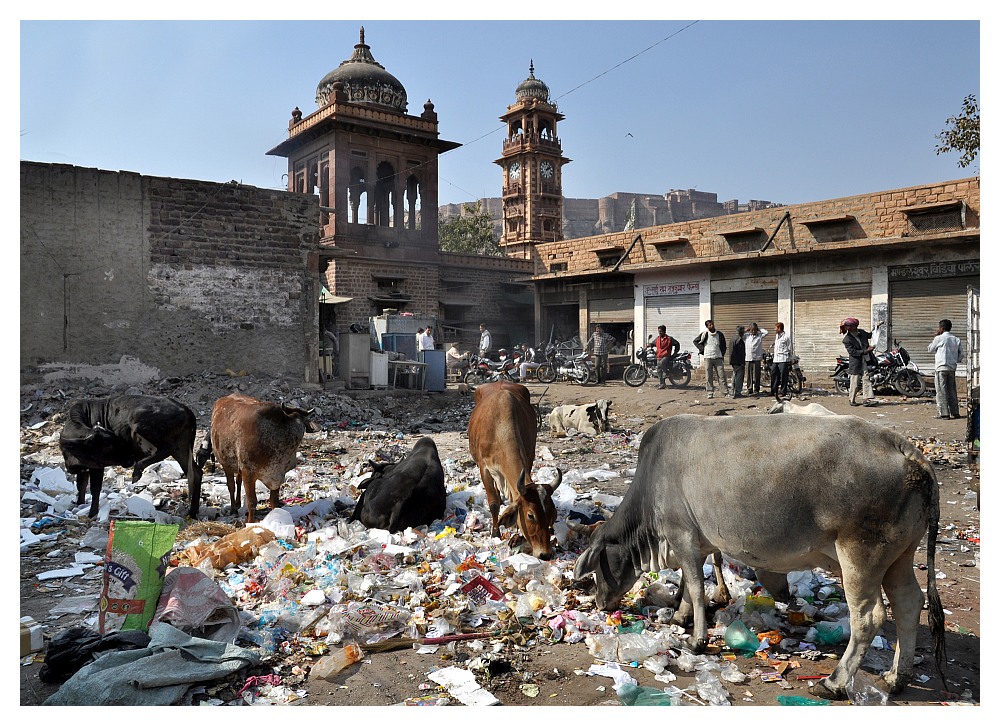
<box><xmin>515</xmin><ymin>469</ymin><xmax>527</xmax><ymax>494</ymax></box>
<box><xmin>543</xmin><ymin>467</ymin><xmax>562</xmax><ymax>494</ymax></box>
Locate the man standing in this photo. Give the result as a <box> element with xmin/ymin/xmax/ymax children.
<box><xmin>841</xmin><ymin>317</ymin><xmax>875</xmax><ymax>407</ymax></box>
<box><xmin>587</xmin><ymin>324</ymin><xmax>615</xmax><ymax>385</ymax></box>
<box><xmin>770</xmin><ymin>321</ymin><xmax>793</xmax><ymax>400</ymax></box>
<box><xmin>654</xmin><ymin>325</ymin><xmax>679</xmax><ymax>389</ymax></box>
<box><xmin>479</xmin><ymin>324</ymin><xmax>492</xmax><ymax>357</ymax></box>
<box><xmin>743</xmin><ymin>323</ymin><xmax>768</xmax><ymax>396</ymax></box>
<box><xmin>928</xmin><ymin>318</ymin><xmax>964</xmax><ymax>419</ymax></box>
<box><xmin>419</xmin><ymin>326</ymin><xmax>436</xmax><ymax>352</ymax></box>
<box><xmin>694</xmin><ymin>320</ymin><xmax>730</xmax><ymax>399</ymax></box>
<box><xmin>730</xmin><ymin>325</ymin><xmax>746</xmax><ymax>398</ymax></box>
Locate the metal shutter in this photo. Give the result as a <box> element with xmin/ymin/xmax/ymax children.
<box><xmin>710</xmin><ymin>289</ymin><xmax>779</xmax><ymax>344</ymax></box>
<box><xmin>590</xmin><ymin>297</ymin><xmax>634</xmax><ymax>323</ymax></box>
<box><xmin>643</xmin><ymin>293</ymin><xmax>701</xmax><ymax>361</ymax></box>
<box><xmin>889</xmin><ymin>276</ymin><xmax>978</xmax><ymax>374</ymax></box>
<box><xmin>792</xmin><ymin>283</ymin><xmax>872</xmax><ymax>372</ymax></box>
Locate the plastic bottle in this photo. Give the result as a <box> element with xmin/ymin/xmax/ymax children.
<box><xmin>312</xmin><ymin>643</ymin><xmax>363</xmax><ymax>680</ymax></box>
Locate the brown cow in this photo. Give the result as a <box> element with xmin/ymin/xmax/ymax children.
<box><xmin>201</xmin><ymin>393</ymin><xmax>321</xmax><ymax>523</ymax></box>
<box><xmin>467</xmin><ymin>381</ymin><xmax>561</xmax><ymax>559</ymax></box>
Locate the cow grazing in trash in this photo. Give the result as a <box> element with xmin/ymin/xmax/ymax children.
<box><xmin>573</xmin><ymin>414</ymin><xmax>945</xmax><ymax>700</ymax></box>
<box><xmin>200</xmin><ymin>393</ymin><xmax>321</xmax><ymax>523</ymax></box>
<box><xmin>59</xmin><ymin>395</ymin><xmax>203</xmax><ymax>519</ymax></box>
<box><xmin>547</xmin><ymin>400</ymin><xmax>611</xmax><ymax>436</ymax></box>
<box><xmin>349</xmin><ymin>437</ymin><xmax>447</xmax><ymax>532</ymax></box>
<box><xmin>468</xmin><ymin>381</ymin><xmax>561</xmax><ymax>560</ymax></box>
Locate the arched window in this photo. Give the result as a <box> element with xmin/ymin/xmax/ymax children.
<box><xmin>374</xmin><ymin>162</ymin><xmax>396</xmax><ymax>227</ymax></box>
<box><xmin>406</xmin><ymin>174</ymin><xmax>421</xmax><ymax>230</ymax></box>
<box><xmin>349</xmin><ymin>167</ymin><xmax>368</xmax><ymax>224</ymax></box>
<box><xmin>510</xmin><ymin>120</ymin><xmax>524</xmax><ymax>138</ymax></box>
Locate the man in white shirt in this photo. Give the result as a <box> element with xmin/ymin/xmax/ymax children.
<box><xmin>743</xmin><ymin>323</ymin><xmax>768</xmax><ymax>396</ymax></box>
<box><xmin>479</xmin><ymin>324</ymin><xmax>492</xmax><ymax>357</ymax></box>
<box><xmin>927</xmin><ymin>318</ymin><xmax>964</xmax><ymax>419</ymax></box>
<box><xmin>769</xmin><ymin>322</ymin><xmax>793</xmax><ymax>399</ymax></box>
<box><xmin>419</xmin><ymin>326</ymin><xmax>436</xmax><ymax>352</ymax></box>
<box><xmin>694</xmin><ymin>319</ymin><xmax>730</xmax><ymax>399</ymax></box>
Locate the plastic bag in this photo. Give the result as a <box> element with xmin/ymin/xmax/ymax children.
<box><xmin>724</xmin><ymin>618</ymin><xmax>758</xmax><ymax>655</ymax></box>
<box><xmin>39</xmin><ymin>626</ymin><xmax>150</xmax><ymax>683</ymax></box>
<box><xmin>617</xmin><ymin>682</ymin><xmax>676</xmax><ymax>706</ymax></box>
<box><xmin>99</xmin><ymin>520</ymin><xmax>178</xmax><ymax>634</ymax></box>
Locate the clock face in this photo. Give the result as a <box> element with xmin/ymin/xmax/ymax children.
<box><xmin>509</xmin><ymin>161</ymin><xmax>521</xmax><ymax>180</ymax></box>
<box><xmin>540</xmin><ymin>161</ymin><xmax>554</xmax><ymax>179</ymax></box>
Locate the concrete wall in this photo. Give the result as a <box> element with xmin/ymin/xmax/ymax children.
<box><xmin>21</xmin><ymin>162</ymin><xmax>321</xmax><ymax>382</ymax></box>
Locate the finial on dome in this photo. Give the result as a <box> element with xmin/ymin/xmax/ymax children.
<box><xmin>529</xmin><ymin>60</ymin><xmax>535</xmax><ymax>77</ymax></box>
<box><xmin>360</xmin><ymin>26</ymin><xmax>365</xmax><ymax>45</ymax></box>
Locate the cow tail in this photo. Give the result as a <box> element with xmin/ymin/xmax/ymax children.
<box><xmin>908</xmin><ymin>447</ymin><xmax>946</xmax><ymax>688</ymax></box>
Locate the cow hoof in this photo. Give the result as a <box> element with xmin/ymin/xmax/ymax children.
<box><xmin>808</xmin><ymin>678</ymin><xmax>845</xmax><ymax>700</ymax></box>
<box><xmin>688</xmin><ymin>637</ymin><xmax>708</xmax><ymax>654</ymax></box>
<box><xmin>879</xmin><ymin>671</ymin><xmax>908</xmax><ymax>694</ymax></box>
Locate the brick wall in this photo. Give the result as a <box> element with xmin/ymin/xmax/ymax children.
<box><xmin>20</xmin><ymin>162</ymin><xmax>320</xmax><ymax>381</ymax></box>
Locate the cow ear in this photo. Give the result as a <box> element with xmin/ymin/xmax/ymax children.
<box><xmin>573</xmin><ymin>545</ymin><xmax>599</xmax><ymax>580</ymax></box>
<box><xmin>498</xmin><ymin>502</ymin><xmax>520</xmax><ymax>528</ymax></box>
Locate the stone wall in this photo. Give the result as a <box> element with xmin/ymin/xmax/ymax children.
<box><xmin>20</xmin><ymin>162</ymin><xmax>320</xmax><ymax>382</ymax></box>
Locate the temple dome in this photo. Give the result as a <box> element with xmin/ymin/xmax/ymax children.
<box><xmin>515</xmin><ymin>61</ymin><xmax>550</xmax><ymax>103</ymax></box>
<box><xmin>316</xmin><ymin>27</ymin><xmax>408</xmax><ymax>112</ymax></box>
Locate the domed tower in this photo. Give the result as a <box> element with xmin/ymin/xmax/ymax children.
<box><xmin>495</xmin><ymin>62</ymin><xmax>571</xmax><ymax>257</ymax></box>
<box><xmin>267</xmin><ymin>27</ymin><xmax>460</xmax><ymax>325</ymax></box>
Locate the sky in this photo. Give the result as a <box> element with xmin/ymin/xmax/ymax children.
<box><xmin>19</xmin><ymin>13</ymin><xmax>982</xmax><ymax>210</ymax></box>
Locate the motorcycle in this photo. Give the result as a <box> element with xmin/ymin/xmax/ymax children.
<box><xmin>622</xmin><ymin>347</ymin><xmax>693</xmax><ymax>387</ymax></box>
<box><xmin>535</xmin><ymin>346</ymin><xmax>596</xmax><ymax>385</ymax></box>
<box><xmin>463</xmin><ymin>350</ymin><xmax>520</xmax><ymax>386</ymax></box>
<box><xmin>761</xmin><ymin>351</ymin><xmax>806</xmax><ymax>395</ymax></box>
<box><xmin>831</xmin><ymin>339</ymin><xmax>925</xmax><ymax>397</ymax></box>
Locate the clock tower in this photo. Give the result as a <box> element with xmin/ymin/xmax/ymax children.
<box><xmin>495</xmin><ymin>62</ymin><xmax>570</xmax><ymax>258</ymax></box>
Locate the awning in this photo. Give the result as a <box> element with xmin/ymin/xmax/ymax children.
<box><xmin>439</xmin><ymin>297</ymin><xmax>478</xmax><ymax>307</ymax></box>
<box><xmin>319</xmin><ymin>287</ymin><xmax>353</xmax><ymax>304</ymax></box>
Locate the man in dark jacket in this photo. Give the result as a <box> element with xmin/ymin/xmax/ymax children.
<box><xmin>841</xmin><ymin>317</ymin><xmax>875</xmax><ymax>406</ymax></box>
<box><xmin>730</xmin><ymin>325</ymin><xmax>746</xmax><ymax>398</ymax></box>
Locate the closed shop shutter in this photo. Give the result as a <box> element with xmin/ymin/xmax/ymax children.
<box><xmin>710</xmin><ymin>289</ymin><xmax>779</xmax><ymax>343</ymax></box>
<box><xmin>890</xmin><ymin>276</ymin><xmax>978</xmax><ymax>374</ymax></box>
<box><xmin>792</xmin><ymin>283</ymin><xmax>872</xmax><ymax>372</ymax></box>
<box><xmin>643</xmin><ymin>293</ymin><xmax>700</xmax><ymax>361</ymax></box>
<box><xmin>590</xmin><ymin>297</ymin><xmax>634</xmax><ymax>323</ymax></box>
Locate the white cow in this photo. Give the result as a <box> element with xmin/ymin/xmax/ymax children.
<box><xmin>547</xmin><ymin>400</ymin><xmax>610</xmax><ymax>436</ymax></box>
<box><xmin>573</xmin><ymin>414</ymin><xmax>945</xmax><ymax>701</ymax></box>
<box><xmin>766</xmin><ymin>399</ymin><xmax>838</xmax><ymax>416</ymax></box>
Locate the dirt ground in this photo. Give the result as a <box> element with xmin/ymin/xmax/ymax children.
<box><xmin>18</xmin><ymin>369</ymin><xmax>980</xmax><ymax>708</ymax></box>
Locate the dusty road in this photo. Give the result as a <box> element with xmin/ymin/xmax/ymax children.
<box><xmin>19</xmin><ymin>371</ymin><xmax>980</xmax><ymax>707</ymax></box>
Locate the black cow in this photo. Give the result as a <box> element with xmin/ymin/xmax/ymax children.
<box><xmin>350</xmin><ymin>437</ymin><xmax>446</xmax><ymax>532</ymax></box>
<box><xmin>59</xmin><ymin>395</ymin><xmax>203</xmax><ymax>518</ymax></box>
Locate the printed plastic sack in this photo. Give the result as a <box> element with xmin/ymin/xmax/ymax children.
<box><xmin>99</xmin><ymin>520</ymin><xmax>178</xmax><ymax>634</ymax></box>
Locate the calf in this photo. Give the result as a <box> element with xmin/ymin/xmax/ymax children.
<box><xmin>59</xmin><ymin>395</ymin><xmax>203</xmax><ymax>518</ymax></box>
<box><xmin>547</xmin><ymin>400</ymin><xmax>611</xmax><ymax>436</ymax></box>
<box><xmin>574</xmin><ymin>414</ymin><xmax>945</xmax><ymax>700</ymax></box>
<box><xmin>350</xmin><ymin>437</ymin><xmax>446</xmax><ymax>532</ymax></box>
<box><xmin>203</xmin><ymin>393</ymin><xmax>321</xmax><ymax>523</ymax></box>
<box><xmin>467</xmin><ymin>381</ymin><xmax>561</xmax><ymax>559</ymax></box>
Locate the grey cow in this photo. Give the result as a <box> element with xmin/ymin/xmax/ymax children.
<box><xmin>573</xmin><ymin>413</ymin><xmax>944</xmax><ymax>700</ymax></box>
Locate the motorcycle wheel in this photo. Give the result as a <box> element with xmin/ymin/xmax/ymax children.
<box><xmin>893</xmin><ymin>369</ymin><xmax>926</xmax><ymax>397</ymax></box>
<box><xmin>788</xmin><ymin>371</ymin><xmax>803</xmax><ymax>394</ymax></box>
<box><xmin>535</xmin><ymin>363</ymin><xmax>557</xmax><ymax>384</ymax></box>
<box><xmin>623</xmin><ymin>364</ymin><xmax>648</xmax><ymax>387</ymax></box>
<box><xmin>463</xmin><ymin>370</ymin><xmax>483</xmax><ymax>386</ymax></box>
<box><xmin>571</xmin><ymin>368</ymin><xmax>590</xmax><ymax>385</ymax></box>
<box><xmin>833</xmin><ymin>375</ymin><xmax>849</xmax><ymax>395</ymax></box>
<box><xmin>668</xmin><ymin>366</ymin><xmax>692</xmax><ymax>387</ymax></box>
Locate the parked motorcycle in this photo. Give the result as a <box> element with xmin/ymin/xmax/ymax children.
<box><xmin>535</xmin><ymin>346</ymin><xmax>596</xmax><ymax>385</ymax></box>
<box><xmin>463</xmin><ymin>350</ymin><xmax>520</xmax><ymax>386</ymax></box>
<box><xmin>762</xmin><ymin>351</ymin><xmax>806</xmax><ymax>394</ymax></box>
<box><xmin>831</xmin><ymin>339</ymin><xmax>925</xmax><ymax>397</ymax></box>
<box><xmin>622</xmin><ymin>347</ymin><xmax>692</xmax><ymax>387</ymax></box>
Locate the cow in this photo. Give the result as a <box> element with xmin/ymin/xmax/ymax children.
<box><xmin>349</xmin><ymin>437</ymin><xmax>446</xmax><ymax>532</ymax></box>
<box><xmin>201</xmin><ymin>393</ymin><xmax>321</xmax><ymax>523</ymax></box>
<box><xmin>59</xmin><ymin>395</ymin><xmax>203</xmax><ymax>518</ymax></box>
<box><xmin>766</xmin><ymin>399</ymin><xmax>838</xmax><ymax>416</ymax></box>
<box><xmin>467</xmin><ymin>381</ymin><xmax>561</xmax><ymax>560</ymax></box>
<box><xmin>547</xmin><ymin>400</ymin><xmax>611</xmax><ymax>436</ymax></box>
<box><xmin>573</xmin><ymin>414</ymin><xmax>945</xmax><ymax>700</ymax></box>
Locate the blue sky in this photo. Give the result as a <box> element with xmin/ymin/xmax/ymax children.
<box><xmin>19</xmin><ymin>15</ymin><xmax>981</xmax><ymax>209</ymax></box>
